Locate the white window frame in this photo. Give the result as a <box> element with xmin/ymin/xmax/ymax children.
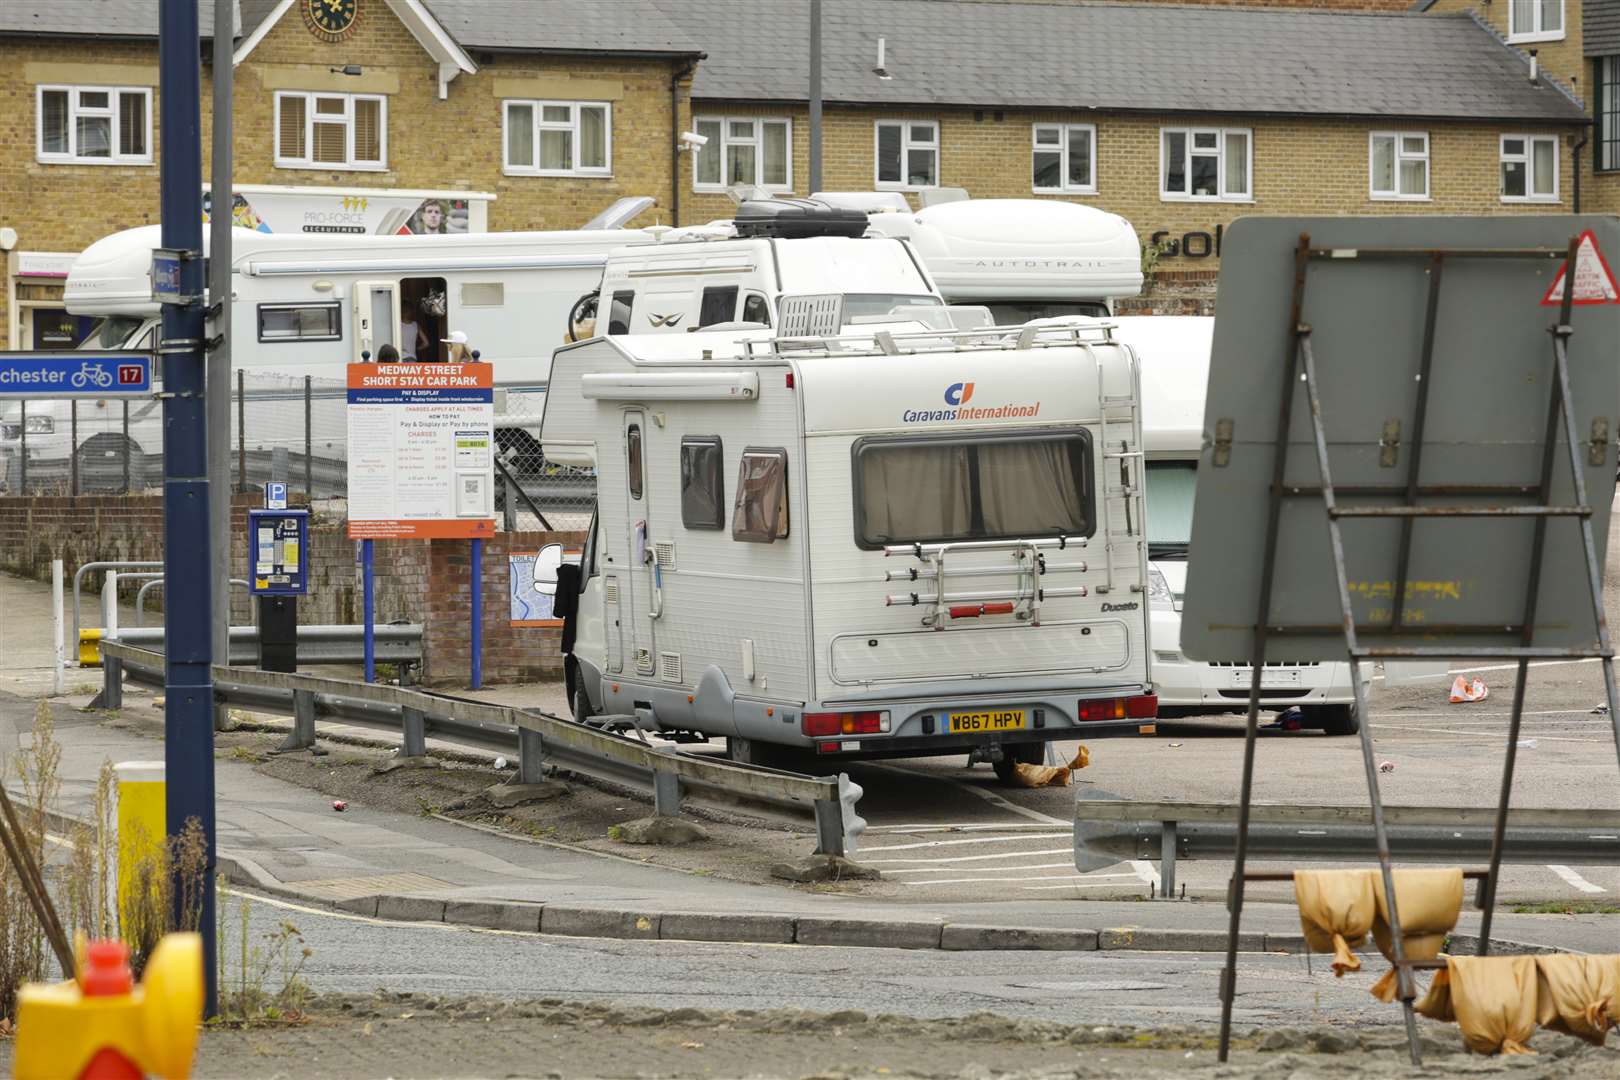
<box><xmin>35</xmin><ymin>85</ymin><xmax>153</xmax><ymax>166</ymax></box>
<box><xmin>1368</xmin><ymin>131</ymin><xmax>1430</xmax><ymax>201</ymax></box>
<box><xmin>1159</xmin><ymin>127</ymin><xmax>1253</xmax><ymax>202</ymax></box>
<box><xmin>503</xmin><ymin>100</ymin><xmax>612</xmax><ymax>178</ymax></box>
<box><xmin>1508</xmin><ymin>0</ymin><xmax>1564</xmax><ymax>43</ymax></box>
<box><xmin>273</xmin><ymin>91</ymin><xmax>387</xmax><ymax>172</ymax></box>
<box><xmin>691</xmin><ymin>115</ymin><xmax>793</xmax><ymax>193</ymax></box>
<box><xmin>1500</xmin><ymin>133</ymin><xmax>1560</xmax><ymax>203</ymax></box>
<box><xmin>874</xmin><ymin>120</ymin><xmax>940</xmax><ymax>191</ymax></box>
<box><xmin>1031</xmin><ymin>123</ymin><xmax>1097</xmax><ymax>195</ymax></box>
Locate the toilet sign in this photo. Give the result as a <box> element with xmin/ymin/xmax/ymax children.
<box><xmin>1541</xmin><ymin>231</ymin><xmax>1620</xmax><ymax>306</ymax></box>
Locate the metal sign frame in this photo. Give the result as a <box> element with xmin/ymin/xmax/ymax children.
<box><xmin>1183</xmin><ymin>218</ymin><xmax>1620</xmax><ymax>1068</ymax></box>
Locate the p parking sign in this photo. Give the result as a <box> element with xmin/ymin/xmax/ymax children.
<box><xmin>265</xmin><ymin>482</ymin><xmax>288</xmax><ymax>510</ymax></box>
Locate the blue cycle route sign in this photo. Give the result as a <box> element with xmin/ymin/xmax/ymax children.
<box><xmin>0</xmin><ymin>352</ymin><xmax>154</xmax><ymax>399</ymax></box>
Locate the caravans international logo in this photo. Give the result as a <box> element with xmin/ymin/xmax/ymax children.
<box><xmin>648</xmin><ymin>311</ymin><xmax>684</xmax><ymax>328</ymax></box>
<box><xmin>902</xmin><ymin>382</ymin><xmax>1041</xmax><ymax>424</ymax></box>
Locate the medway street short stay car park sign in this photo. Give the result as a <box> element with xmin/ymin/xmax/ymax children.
<box><xmin>0</xmin><ymin>352</ymin><xmax>153</xmax><ymax>399</ymax></box>
<box><xmin>345</xmin><ymin>361</ymin><xmax>497</xmax><ymax>540</ymax></box>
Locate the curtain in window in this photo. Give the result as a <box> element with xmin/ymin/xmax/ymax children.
<box><xmin>40</xmin><ymin>90</ymin><xmax>68</xmax><ymax>155</ymax></box>
<box><xmin>278</xmin><ymin>95</ymin><xmax>306</xmax><ymax>159</ymax></box>
<box><xmin>763</xmin><ymin>122</ymin><xmax>789</xmax><ymax>186</ymax></box>
<box><xmin>1510</xmin><ymin>0</ymin><xmax>1534</xmax><ymax>33</ymax></box>
<box><xmin>540</xmin><ymin>128</ymin><xmax>572</xmax><ymax>171</ymax></box>
<box><xmin>77</xmin><ymin>111</ymin><xmax>111</xmax><ymax>158</ymax></box>
<box><xmin>119</xmin><ymin>92</ymin><xmax>145</xmax><ymax>156</ymax></box>
<box><xmin>726</xmin><ymin>142</ymin><xmax>756</xmax><ymax>185</ymax></box>
<box><xmin>695</xmin><ymin>119</ymin><xmax>722</xmax><ymax>184</ymax></box>
<box><xmin>977</xmin><ymin>441</ymin><xmax>1087</xmax><ymax>537</ymax></box>
<box><xmin>1144</xmin><ymin>463</ymin><xmax>1196</xmax><ymax>544</ymax></box>
<box><xmin>859</xmin><ymin>444</ymin><xmax>972</xmax><ymax>544</ymax></box>
<box><xmin>1538</xmin><ymin>0</ymin><xmax>1561</xmax><ymax>31</ymax></box>
<box><xmin>506</xmin><ymin>104</ymin><xmax>534</xmax><ymax>168</ymax></box>
<box><xmin>1371</xmin><ymin>136</ymin><xmax>1395</xmax><ymax>192</ymax></box>
<box><xmin>580</xmin><ymin>106</ymin><xmax>607</xmax><ymax>169</ymax></box>
<box><xmin>1067</xmin><ymin>127</ymin><xmax>1091</xmax><ymax>188</ymax></box>
<box><xmin>1532</xmin><ymin>139</ymin><xmax>1555</xmax><ymax>195</ymax></box>
<box><xmin>907</xmin><ymin>148</ymin><xmax>935</xmax><ymax>186</ymax></box>
<box><xmin>1163</xmin><ymin>131</ymin><xmax>1186</xmax><ymax>192</ymax></box>
<box><xmin>1223</xmin><ymin>131</ymin><xmax>1248</xmax><ymax>195</ymax></box>
<box><xmin>732</xmin><ymin>452</ymin><xmax>789</xmax><ymax>542</ymax></box>
<box><xmin>354</xmin><ymin>98</ymin><xmax>382</xmax><ymax>163</ymax></box>
<box><xmin>1033</xmin><ymin>127</ymin><xmax>1061</xmax><ymax>190</ymax></box>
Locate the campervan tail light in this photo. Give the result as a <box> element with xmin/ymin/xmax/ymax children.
<box><xmin>802</xmin><ymin>711</ymin><xmax>891</xmax><ymax>737</ymax></box>
<box><xmin>1077</xmin><ymin>695</ymin><xmax>1158</xmax><ymax>721</ymax></box>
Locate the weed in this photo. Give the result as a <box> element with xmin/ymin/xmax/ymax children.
<box><xmin>607</xmin><ymin>825</ymin><xmax>624</xmax><ymax>841</ymax></box>
<box><xmin>1511</xmin><ymin>900</ymin><xmax>1620</xmax><ymax>915</ymax></box>
<box><xmin>414</xmin><ymin>795</ymin><xmax>442</xmax><ymax>817</ymax></box>
<box><xmin>70</xmin><ymin>683</ymin><xmax>99</xmax><ymax>696</ymax></box>
<box><xmin>213</xmin><ymin>888</ymin><xmax>312</xmax><ymax>1026</ymax></box>
<box><xmin>224</xmin><ymin>746</ymin><xmax>264</xmax><ymax>763</ymax></box>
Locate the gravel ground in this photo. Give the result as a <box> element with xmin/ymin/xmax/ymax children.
<box><xmin>7</xmin><ymin>997</ymin><xmax>1616</xmax><ymax>1080</ymax></box>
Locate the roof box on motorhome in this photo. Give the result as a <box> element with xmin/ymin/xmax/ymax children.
<box><xmin>733</xmin><ymin>198</ymin><xmax>871</xmax><ymax>240</ymax></box>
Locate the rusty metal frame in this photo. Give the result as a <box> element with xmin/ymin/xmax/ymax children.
<box><xmin>1215</xmin><ymin>233</ymin><xmax>1620</xmax><ymax>1068</ymax></box>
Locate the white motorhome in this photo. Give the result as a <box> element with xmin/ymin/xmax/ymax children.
<box><xmin>543</xmin><ymin>318</ymin><xmax>1156</xmax><ymax>781</ymax></box>
<box><xmin>1120</xmin><ymin>315</ymin><xmax>1364</xmax><ymax>734</ymax></box>
<box><xmin>583</xmin><ymin>213</ymin><xmax>943</xmax><ymax>339</ymax></box>
<box><xmin>2</xmin><ymin>222</ymin><xmax>653</xmax><ymax>488</ymax></box>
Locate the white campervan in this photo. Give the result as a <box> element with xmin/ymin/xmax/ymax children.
<box><xmin>543</xmin><ymin>317</ymin><xmax>1156</xmax><ymax>782</ymax></box>
<box><xmin>1118</xmin><ymin>315</ymin><xmax>1364</xmax><ymax>734</ymax></box>
<box><xmin>1</xmin><ymin>222</ymin><xmax>653</xmax><ymax>487</ymax></box>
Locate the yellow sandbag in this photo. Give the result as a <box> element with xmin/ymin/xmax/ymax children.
<box><xmin>1293</xmin><ymin>869</ymin><xmax>1376</xmax><ymax>976</ymax></box>
<box><xmin>1009</xmin><ymin>746</ymin><xmax>1089</xmax><ymax>789</ymax></box>
<box><xmin>1415</xmin><ymin>965</ymin><xmax>1456</xmax><ymax>1022</ymax></box>
<box><xmin>1369</xmin><ymin>868</ymin><xmax>1464</xmax><ymax>1002</ymax></box>
<box><xmin>1535</xmin><ymin>954</ymin><xmax>1619</xmax><ymax>1046</ymax></box>
<box><xmin>1447</xmin><ymin>955</ymin><xmax>1538</xmax><ymax>1055</ymax></box>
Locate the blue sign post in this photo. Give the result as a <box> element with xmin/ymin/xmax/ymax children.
<box><xmin>0</xmin><ymin>353</ymin><xmax>153</xmax><ymax>398</ymax></box>
<box><xmin>158</xmin><ymin>0</ymin><xmax>217</xmax><ymax>1018</ymax></box>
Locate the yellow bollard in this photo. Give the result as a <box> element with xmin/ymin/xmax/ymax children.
<box><xmin>78</xmin><ymin>629</ymin><xmax>104</xmax><ymax>668</ymax></box>
<box><xmin>113</xmin><ymin>762</ymin><xmax>165</xmax><ymax>934</ymax></box>
<box><xmin>14</xmin><ymin>933</ymin><xmax>203</xmax><ymax>1080</ymax></box>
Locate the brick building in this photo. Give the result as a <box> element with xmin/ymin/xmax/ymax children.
<box><xmin>0</xmin><ymin>0</ymin><xmax>1594</xmax><ymax>346</ymax></box>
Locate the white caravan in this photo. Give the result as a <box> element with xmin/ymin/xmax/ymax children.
<box><xmin>1</xmin><ymin>222</ymin><xmax>653</xmax><ymax>487</ymax></box>
<box><xmin>845</xmin><ymin>195</ymin><xmax>1143</xmax><ymax>320</ymax></box>
<box><xmin>543</xmin><ymin>319</ymin><xmax>1156</xmax><ymax>781</ymax></box>
<box><xmin>1120</xmin><ymin>315</ymin><xmax>1363</xmax><ymax>734</ymax></box>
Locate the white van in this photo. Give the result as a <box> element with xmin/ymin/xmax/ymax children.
<box><xmin>1</xmin><ymin>223</ymin><xmax>653</xmax><ymax>488</ymax></box>
<box><xmin>543</xmin><ymin>317</ymin><xmax>1157</xmax><ymax>781</ymax></box>
<box><xmin>1118</xmin><ymin>315</ymin><xmax>1364</xmax><ymax>734</ymax></box>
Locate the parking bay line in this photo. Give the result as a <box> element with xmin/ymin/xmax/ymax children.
<box><xmin>899</xmin><ymin>874</ymin><xmax>1136</xmax><ymax>887</ymax></box>
<box><xmin>862</xmin><ymin>833</ymin><xmax>1071</xmax><ymax>853</ymax></box>
<box><xmin>884</xmin><ymin>864</ymin><xmax>1138</xmax><ymax>876</ymax></box>
<box><xmin>1384</xmin><ymin>724</ymin><xmax>1609</xmax><ymax>743</ymax></box>
<box><xmin>1547</xmin><ymin>865</ymin><xmax>1608</xmax><ymax>894</ymax></box>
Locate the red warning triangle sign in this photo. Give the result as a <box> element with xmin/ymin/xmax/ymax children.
<box><xmin>1541</xmin><ymin>230</ymin><xmax>1620</xmax><ymax>306</ymax></box>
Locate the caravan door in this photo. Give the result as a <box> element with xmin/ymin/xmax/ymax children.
<box><xmin>354</xmin><ymin>281</ymin><xmax>400</xmax><ymax>361</ymax></box>
<box><xmin>622</xmin><ymin>410</ymin><xmax>657</xmax><ymax>678</ymax></box>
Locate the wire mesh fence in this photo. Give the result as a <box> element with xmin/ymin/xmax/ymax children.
<box><xmin>0</xmin><ymin>374</ymin><xmax>596</xmax><ymax>532</ymax></box>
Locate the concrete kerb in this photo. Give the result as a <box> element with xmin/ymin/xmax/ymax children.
<box><xmin>27</xmin><ymin>800</ymin><xmax>1574</xmax><ymax>958</ymax></box>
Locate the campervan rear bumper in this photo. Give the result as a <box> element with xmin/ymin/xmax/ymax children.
<box><xmin>809</xmin><ymin>719</ymin><xmax>1151</xmax><ymax>760</ymax></box>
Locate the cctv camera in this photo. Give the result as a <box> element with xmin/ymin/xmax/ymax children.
<box><xmin>679</xmin><ymin>131</ymin><xmax>709</xmax><ymax>149</ymax></box>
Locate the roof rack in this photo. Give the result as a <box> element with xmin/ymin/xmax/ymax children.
<box><xmin>739</xmin><ymin>321</ymin><xmax>1120</xmax><ymax>361</ymax></box>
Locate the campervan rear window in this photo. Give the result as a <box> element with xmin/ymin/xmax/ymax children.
<box><xmin>852</xmin><ymin>430</ymin><xmax>1093</xmax><ymax>549</ymax></box>
<box><xmin>257</xmin><ymin>302</ymin><xmax>341</xmax><ymax>342</ymax></box>
<box><xmin>732</xmin><ymin>448</ymin><xmax>789</xmax><ymax>542</ymax></box>
<box><xmin>680</xmin><ymin>436</ymin><xmax>725</xmax><ymax>529</ymax></box>
<box><xmin>607</xmin><ymin>291</ymin><xmax>634</xmax><ymax>335</ymax></box>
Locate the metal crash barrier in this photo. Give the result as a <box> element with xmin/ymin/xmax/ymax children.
<box><xmin>96</xmin><ymin>641</ymin><xmax>866</xmax><ymax>859</ymax></box>
<box><xmin>94</xmin><ymin>625</ymin><xmax>424</xmax><ymax>672</ymax></box>
<box><xmin>1074</xmin><ymin>799</ymin><xmax>1620</xmax><ymax>900</ymax></box>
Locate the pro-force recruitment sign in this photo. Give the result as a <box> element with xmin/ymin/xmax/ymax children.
<box><xmin>346</xmin><ymin>362</ymin><xmax>496</xmax><ymax>539</ymax></box>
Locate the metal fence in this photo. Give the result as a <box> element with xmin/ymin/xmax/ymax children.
<box><xmin>0</xmin><ymin>374</ymin><xmax>594</xmax><ymax>530</ymax></box>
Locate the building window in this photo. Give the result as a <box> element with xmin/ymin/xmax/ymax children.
<box><xmin>875</xmin><ymin>120</ymin><xmax>939</xmax><ymax>189</ymax></box>
<box><xmin>1160</xmin><ymin>127</ymin><xmax>1251</xmax><ymax>201</ymax></box>
<box><xmin>274</xmin><ymin>91</ymin><xmax>385</xmax><ymax>170</ymax></box>
<box><xmin>36</xmin><ymin>85</ymin><xmax>152</xmax><ymax>165</ymax></box>
<box><xmin>1501</xmin><ymin>134</ymin><xmax>1559</xmax><ymax>201</ymax></box>
<box><xmin>1509</xmin><ymin>0</ymin><xmax>1563</xmax><ymax>41</ymax></box>
<box><xmin>692</xmin><ymin>116</ymin><xmax>791</xmax><ymax>191</ymax></box>
<box><xmin>504</xmin><ymin>100</ymin><xmax>610</xmax><ymax>176</ymax></box>
<box><xmin>1369</xmin><ymin>132</ymin><xmax>1430</xmax><ymax>200</ymax></box>
<box><xmin>1598</xmin><ymin>57</ymin><xmax>1620</xmax><ymax>172</ymax></box>
<box><xmin>1032</xmin><ymin>124</ymin><xmax>1096</xmax><ymax>194</ymax></box>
